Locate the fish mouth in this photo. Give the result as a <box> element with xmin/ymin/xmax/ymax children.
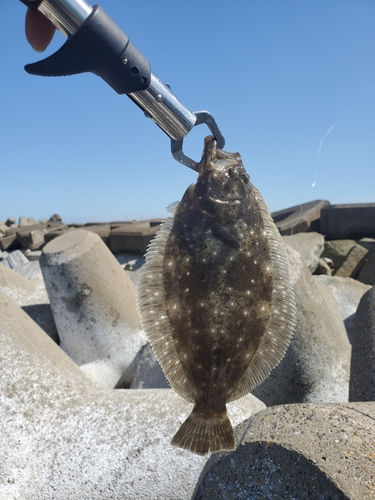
<box><xmin>206</xmin><ymin>194</ymin><xmax>242</xmax><ymax>204</ymax></box>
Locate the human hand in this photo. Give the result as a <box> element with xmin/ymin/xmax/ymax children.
<box><xmin>25</xmin><ymin>2</ymin><xmax>56</xmax><ymax>52</ymax></box>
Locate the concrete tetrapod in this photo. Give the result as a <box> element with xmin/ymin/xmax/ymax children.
<box><xmin>350</xmin><ymin>285</ymin><xmax>375</xmax><ymax>402</ymax></box>
<box><xmin>0</xmin><ymin>292</ymin><xmax>266</xmax><ymax>500</ymax></box>
<box><xmin>193</xmin><ymin>402</ymin><xmax>375</xmax><ymax>499</ymax></box>
<box><xmin>40</xmin><ymin>229</ymin><xmax>146</xmax><ymax>388</ymax></box>
<box><xmin>253</xmin><ymin>246</ymin><xmax>351</xmax><ymax>405</ymax></box>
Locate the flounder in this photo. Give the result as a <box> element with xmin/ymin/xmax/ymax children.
<box><xmin>137</xmin><ymin>136</ymin><xmax>296</xmax><ymax>455</ymax></box>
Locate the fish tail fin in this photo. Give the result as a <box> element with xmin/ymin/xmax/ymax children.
<box><xmin>171</xmin><ymin>405</ymin><xmax>235</xmax><ymax>456</ymax></box>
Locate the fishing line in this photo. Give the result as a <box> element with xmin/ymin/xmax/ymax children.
<box><xmin>289</xmin><ymin>204</ymin><xmax>303</xmax><ymax>236</ymax></box>
<box><xmin>311</xmin><ymin>82</ymin><xmax>375</xmax><ymax>189</ymax></box>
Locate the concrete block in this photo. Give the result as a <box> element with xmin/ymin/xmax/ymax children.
<box><xmin>349</xmin><ymin>285</ymin><xmax>375</xmax><ymax>402</ymax></box>
<box><xmin>321</xmin><ymin>203</ymin><xmax>375</xmax><ymax>240</ymax></box>
<box><xmin>22</xmin><ymin>303</ymin><xmax>59</xmax><ymax>344</ymax></box>
<box><xmin>193</xmin><ymin>402</ymin><xmax>375</xmax><ymax>499</ymax></box>
<box><xmin>44</xmin><ymin>226</ymin><xmax>73</xmax><ymax>243</ymax></box>
<box><xmin>25</xmin><ymin>250</ymin><xmax>43</xmax><ymax>261</ymax></box>
<box><xmin>272</xmin><ymin>199</ymin><xmax>330</xmax><ymax>235</ymax></box>
<box><xmin>283</xmin><ymin>232</ymin><xmax>324</xmax><ymax>272</ymax></box>
<box><xmin>5</xmin><ymin>216</ymin><xmax>16</xmax><ymax>227</ymax></box>
<box><xmin>0</xmin><ymin>221</ymin><xmax>8</xmax><ymax>234</ymax></box>
<box><xmin>321</xmin><ymin>239</ymin><xmax>358</xmax><ymax>269</ymax></box>
<box><xmin>0</xmin><ymin>249</ymin><xmax>29</xmax><ymax>270</ymax></box>
<box><xmin>253</xmin><ymin>246</ymin><xmax>351</xmax><ymax>405</ymax></box>
<box><xmin>84</xmin><ymin>223</ymin><xmax>111</xmax><ymax>242</ymax></box>
<box><xmin>357</xmin><ymin>239</ymin><xmax>375</xmax><ymax>286</ymax></box>
<box><xmin>40</xmin><ymin>229</ymin><xmax>147</xmax><ymax>389</ymax></box>
<box><xmin>109</xmin><ymin>222</ymin><xmax>160</xmax><ymax>253</ymax></box>
<box><xmin>334</xmin><ymin>244</ymin><xmax>368</xmax><ymax>278</ymax></box>
<box><xmin>314</xmin><ymin>275</ymin><xmax>371</xmax><ymax>343</ymax></box>
<box><xmin>17</xmin><ymin>260</ymin><xmax>44</xmax><ymax>281</ymax></box>
<box><xmin>315</xmin><ymin>258</ymin><xmax>332</xmax><ymax>275</ymax></box>
<box><xmin>0</xmin><ymin>292</ymin><xmax>265</xmax><ymax>499</ymax></box>
<box><xmin>130</xmin><ymin>343</ymin><xmax>169</xmax><ymax>389</ymax></box>
<box><xmin>18</xmin><ymin>216</ymin><xmax>29</xmax><ymax>227</ymax></box>
<box><xmin>0</xmin><ymin>264</ymin><xmax>56</xmax><ymax>340</ymax></box>
<box><xmin>49</xmin><ymin>213</ymin><xmax>62</xmax><ymax>222</ymax></box>
<box><xmin>0</xmin><ymin>233</ymin><xmax>18</xmax><ymax>251</ymax></box>
<box><xmin>16</xmin><ymin>223</ymin><xmax>48</xmax><ymax>248</ymax></box>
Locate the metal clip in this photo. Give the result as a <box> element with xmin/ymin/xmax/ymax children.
<box><xmin>171</xmin><ymin>111</ymin><xmax>225</xmax><ymax>171</ymax></box>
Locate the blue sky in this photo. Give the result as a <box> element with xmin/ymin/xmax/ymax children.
<box><xmin>1</xmin><ymin>0</ymin><xmax>375</xmax><ymax>223</ymax></box>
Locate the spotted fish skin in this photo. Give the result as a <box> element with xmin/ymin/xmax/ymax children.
<box><xmin>137</xmin><ymin>136</ymin><xmax>296</xmax><ymax>456</ymax></box>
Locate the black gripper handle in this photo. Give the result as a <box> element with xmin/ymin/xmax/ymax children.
<box><xmin>24</xmin><ymin>5</ymin><xmax>151</xmax><ymax>96</ymax></box>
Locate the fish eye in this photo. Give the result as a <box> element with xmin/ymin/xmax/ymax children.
<box><xmin>228</xmin><ymin>167</ymin><xmax>236</xmax><ymax>177</ymax></box>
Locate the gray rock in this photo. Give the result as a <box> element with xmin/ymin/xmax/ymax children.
<box><xmin>193</xmin><ymin>402</ymin><xmax>375</xmax><ymax>499</ymax></box>
<box><xmin>253</xmin><ymin>247</ymin><xmax>351</xmax><ymax>405</ymax></box>
<box><xmin>313</xmin><ymin>275</ymin><xmax>371</xmax><ymax>343</ymax></box>
<box><xmin>0</xmin><ymin>292</ymin><xmax>266</xmax><ymax>500</ymax></box>
<box><xmin>130</xmin><ymin>343</ymin><xmax>169</xmax><ymax>389</ymax></box>
<box><xmin>283</xmin><ymin>231</ymin><xmax>324</xmax><ymax>273</ymax></box>
<box><xmin>321</xmin><ymin>202</ymin><xmax>375</xmax><ymax>239</ymax></box>
<box><xmin>28</xmin><ymin>217</ymin><xmax>35</xmax><ymax>225</ymax></box>
<box><xmin>349</xmin><ymin>286</ymin><xmax>375</xmax><ymax>402</ymax></box>
<box><xmin>40</xmin><ymin>229</ymin><xmax>147</xmax><ymax>389</ymax></box>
